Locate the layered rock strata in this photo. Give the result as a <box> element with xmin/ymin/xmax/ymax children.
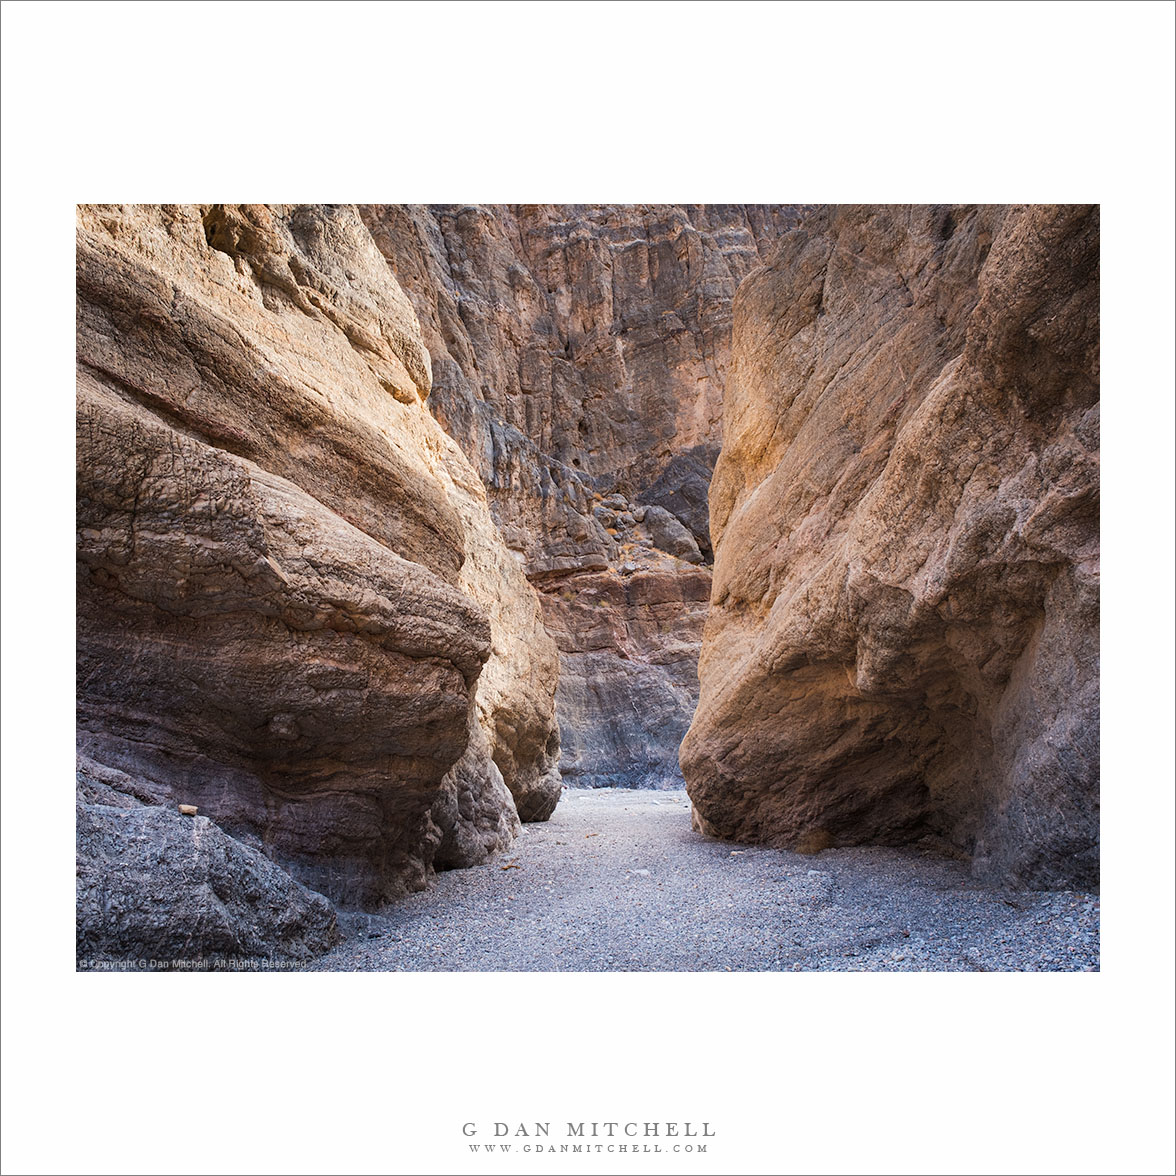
<box><xmin>76</xmin><ymin>204</ymin><xmax>560</xmax><ymax>922</ymax></box>
<box><xmin>681</xmin><ymin>205</ymin><xmax>1100</xmax><ymax>888</ymax></box>
<box><xmin>361</xmin><ymin>205</ymin><xmax>801</xmax><ymax>785</ymax></box>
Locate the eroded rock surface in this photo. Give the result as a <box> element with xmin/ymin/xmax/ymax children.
<box><xmin>681</xmin><ymin>205</ymin><xmax>1099</xmax><ymax>888</ymax></box>
<box><xmin>362</xmin><ymin>205</ymin><xmax>800</xmax><ymax>786</ymax></box>
<box><xmin>76</xmin><ymin>757</ymin><xmax>339</xmax><ymax>966</ymax></box>
<box><xmin>542</xmin><ymin>563</ymin><xmax>712</xmax><ymax>788</ymax></box>
<box><xmin>76</xmin><ymin>204</ymin><xmax>560</xmax><ymax>921</ymax></box>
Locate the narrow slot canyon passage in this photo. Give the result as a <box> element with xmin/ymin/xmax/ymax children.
<box><xmin>307</xmin><ymin>791</ymin><xmax>1098</xmax><ymax>972</ymax></box>
<box><xmin>24</xmin><ymin>7</ymin><xmax>1170</xmax><ymax>1172</ymax></box>
<box><xmin>74</xmin><ymin>203</ymin><xmax>1101</xmax><ymax>973</ymax></box>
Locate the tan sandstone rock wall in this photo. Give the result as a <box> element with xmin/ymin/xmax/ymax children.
<box><xmin>681</xmin><ymin>205</ymin><xmax>1099</xmax><ymax>888</ymax></box>
<box><xmin>76</xmin><ymin>204</ymin><xmax>560</xmax><ymax>910</ymax></box>
<box><xmin>361</xmin><ymin>204</ymin><xmax>800</xmax><ymax>786</ymax></box>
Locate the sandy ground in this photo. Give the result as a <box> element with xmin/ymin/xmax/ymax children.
<box><xmin>307</xmin><ymin>788</ymin><xmax>1100</xmax><ymax>972</ymax></box>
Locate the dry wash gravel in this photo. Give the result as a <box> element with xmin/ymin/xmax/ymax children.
<box><xmin>307</xmin><ymin>789</ymin><xmax>1099</xmax><ymax>972</ymax></box>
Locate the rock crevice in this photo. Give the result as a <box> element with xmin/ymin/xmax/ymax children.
<box><xmin>361</xmin><ymin>204</ymin><xmax>807</xmax><ymax>788</ymax></box>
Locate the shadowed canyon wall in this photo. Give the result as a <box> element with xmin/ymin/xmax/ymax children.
<box><xmin>680</xmin><ymin>204</ymin><xmax>1100</xmax><ymax>888</ymax></box>
<box><xmin>76</xmin><ymin>204</ymin><xmax>561</xmax><ymax>948</ymax></box>
<box><xmin>360</xmin><ymin>204</ymin><xmax>802</xmax><ymax>786</ymax></box>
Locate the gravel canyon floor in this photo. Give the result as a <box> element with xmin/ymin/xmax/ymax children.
<box><xmin>308</xmin><ymin>789</ymin><xmax>1099</xmax><ymax>972</ymax></box>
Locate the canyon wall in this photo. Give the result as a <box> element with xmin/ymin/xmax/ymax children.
<box><xmin>76</xmin><ymin>204</ymin><xmax>561</xmax><ymax>948</ymax></box>
<box><xmin>681</xmin><ymin>205</ymin><xmax>1100</xmax><ymax>888</ymax></box>
<box><xmin>76</xmin><ymin>201</ymin><xmax>1098</xmax><ymax>964</ymax></box>
<box><xmin>361</xmin><ymin>205</ymin><xmax>800</xmax><ymax>786</ymax></box>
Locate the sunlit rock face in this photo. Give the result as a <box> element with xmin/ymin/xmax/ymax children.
<box><xmin>362</xmin><ymin>204</ymin><xmax>804</xmax><ymax>787</ymax></box>
<box><xmin>681</xmin><ymin>205</ymin><xmax>1099</xmax><ymax>888</ymax></box>
<box><xmin>76</xmin><ymin>204</ymin><xmax>561</xmax><ymax>914</ymax></box>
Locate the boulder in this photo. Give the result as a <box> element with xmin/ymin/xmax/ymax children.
<box><xmin>640</xmin><ymin>504</ymin><xmax>705</xmax><ymax>564</ymax></box>
<box><xmin>76</xmin><ymin>759</ymin><xmax>338</xmax><ymax>966</ymax></box>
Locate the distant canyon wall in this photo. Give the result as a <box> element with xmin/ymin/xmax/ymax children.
<box><xmin>361</xmin><ymin>204</ymin><xmax>803</xmax><ymax>786</ymax></box>
<box><xmin>681</xmin><ymin>205</ymin><xmax>1100</xmax><ymax>888</ymax></box>
<box><xmin>76</xmin><ymin>204</ymin><xmax>561</xmax><ymax>938</ymax></box>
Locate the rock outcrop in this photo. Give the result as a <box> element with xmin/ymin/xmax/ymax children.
<box><xmin>681</xmin><ymin>205</ymin><xmax>1100</xmax><ymax>888</ymax></box>
<box><xmin>76</xmin><ymin>204</ymin><xmax>560</xmax><ymax>925</ymax></box>
<box><xmin>361</xmin><ymin>205</ymin><xmax>801</xmax><ymax>786</ymax></box>
<box><xmin>76</xmin><ymin>757</ymin><xmax>339</xmax><ymax>966</ymax></box>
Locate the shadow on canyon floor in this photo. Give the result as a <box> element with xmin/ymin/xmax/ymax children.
<box><xmin>306</xmin><ymin>789</ymin><xmax>1099</xmax><ymax>973</ymax></box>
